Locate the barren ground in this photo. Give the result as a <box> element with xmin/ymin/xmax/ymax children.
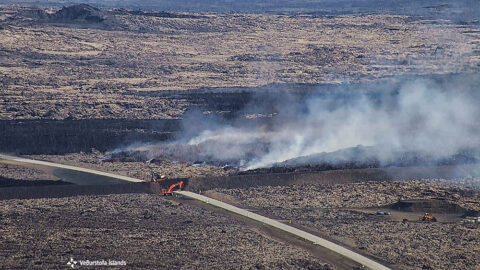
<box><xmin>0</xmin><ymin>162</ymin><xmax>59</xmax><ymax>181</ymax></box>
<box><xmin>215</xmin><ymin>181</ymin><xmax>480</xmax><ymax>270</ymax></box>
<box><xmin>3</xmin><ymin>154</ymin><xmax>480</xmax><ymax>269</ymax></box>
<box><xmin>2</xmin><ymin>4</ymin><xmax>480</xmax><ymax>269</ymax></box>
<box><xmin>0</xmin><ymin>193</ymin><xmax>334</xmax><ymax>269</ymax></box>
<box><xmin>27</xmin><ymin>152</ymin><xmax>232</xmax><ymax>180</ymax></box>
<box><xmin>1</xmin><ymin>5</ymin><xmax>480</xmax><ymax>120</ymax></box>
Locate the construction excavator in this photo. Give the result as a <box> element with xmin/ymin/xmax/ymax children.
<box><xmin>419</xmin><ymin>212</ymin><xmax>437</xmax><ymax>222</ymax></box>
<box><xmin>161</xmin><ymin>181</ymin><xmax>184</xmax><ymax>196</ymax></box>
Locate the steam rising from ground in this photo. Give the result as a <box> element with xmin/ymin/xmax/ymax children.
<box><xmin>110</xmin><ymin>77</ymin><xmax>480</xmax><ymax>170</ymax></box>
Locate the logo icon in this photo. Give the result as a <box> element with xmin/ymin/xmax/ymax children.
<box><xmin>67</xmin><ymin>258</ymin><xmax>78</xmax><ymax>269</ymax></box>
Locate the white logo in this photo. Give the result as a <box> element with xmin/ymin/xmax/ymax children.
<box><xmin>67</xmin><ymin>258</ymin><xmax>78</xmax><ymax>269</ymax></box>
<box><xmin>66</xmin><ymin>257</ymin><xmax>127</xmax><ymax>268</ymax></box>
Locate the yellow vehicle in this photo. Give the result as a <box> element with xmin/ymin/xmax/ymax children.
<box><xmin>463</xmin><ymin>216</ymin><xmax>480</xmax><ymax>224</ymax></box>
<box><xmin>419</xmin><ymin>213</ymin><xmax>437</xmax><ymax>222</ymax></box>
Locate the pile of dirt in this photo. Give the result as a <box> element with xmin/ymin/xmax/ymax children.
<box><xmin>388</xmin><ymin>199</ymin><xmax>468</xmax><ymax>214</ymax></box>
<box><xmin>49</xmin><ymin>4</ymin><xmax>107</xmax><ymax>23</ymax></box>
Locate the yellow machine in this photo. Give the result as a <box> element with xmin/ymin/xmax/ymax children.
<box><xmin>419</xmin><ymin>213</ymin><xmax>437</xmax><ymax>222</ymax></box>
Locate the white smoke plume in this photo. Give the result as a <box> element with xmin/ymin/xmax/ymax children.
<box><xmin>111</xmin><ymin>76</ymin><xmax>480</xmax><ymax>170</ymax></box>
<box><xmin>244</xmin><ymin>79</ymin><xmax>480</xmax><ymax>169</ymax></box>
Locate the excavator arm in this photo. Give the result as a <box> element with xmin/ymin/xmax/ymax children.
<box><xmin>161</xmin><ymin>181</ymin><xmax>184</xmax><ymax>196</ymax></box>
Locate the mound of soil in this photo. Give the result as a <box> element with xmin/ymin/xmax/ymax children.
<box><xmin>389</xmin><ymin>199</ymin><xmax>467</xmax><ymax>214</ymax></box>
<box><xmin>49</xmin><ymin>4</ymin><xmax>106</xmax><ymax>23</ymax></box>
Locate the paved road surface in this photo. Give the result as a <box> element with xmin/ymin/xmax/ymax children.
<box><xmin>0</xmin><ymin>154</ymin><xmax>143</xmax><ymax>184</ymax></box>
<box><xmin>177</xmin><ymin>190</ymin><xmax>391</xmax><ymax>270</ymax></box>
<box><xmin>1</xmin><ymin>154</ymin><xmax>391</xmax><ymax>270</ymax></box>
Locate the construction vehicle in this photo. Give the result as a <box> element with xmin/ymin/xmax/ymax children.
<box><xmin>376</xmin><ymin>210</ymin><xmax>391</xmax><ymax>216</ymax></box>
<box><xmin>150</xmin><ymin>171</ymin><xmax>165</xmax><ymax>182</ymax></box>
<box><xmin>463</xmin><ymin>216</ymin><xmax>480</xmax><ymax>224</ymax></box>
<box><xmin>419</xmin><ymin>212</ymin><xmax>437</xmax><ymax>222</ymax></box>
<box><xmin>161</xmin><ymin>181</ymin><xmax>184</xmax><ymax>196</ymax></box>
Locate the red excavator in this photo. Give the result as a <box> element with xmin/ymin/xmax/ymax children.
<box><xmin>161</xmin><ymin>181</ymin><xmax>184</xmax><ymax>196</ymax></box>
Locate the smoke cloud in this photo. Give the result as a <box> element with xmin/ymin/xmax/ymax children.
<box><xmin>247</xmin><ymin>79</ymin><xmax>480</xmax><ymax>169</ymax></box>
<box><xmin>110</xmin><ymin>76</ymin><xmax>480</xmax><ymax>170</ymax></box>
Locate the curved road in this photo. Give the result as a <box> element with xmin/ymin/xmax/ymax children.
<box><xmin>178</xmin><ymin>191</ymin><xmax>390</xmax><ymax>270</ymax></box>
<box><xmin>0</xmin><ymin>154</ymin><xmax>143</xmax><ymax>183</ymax></box>
<box><xmin>1</xmin><ymin>154</ymin><xmax>391</xmax><ymax>270</ymax></box>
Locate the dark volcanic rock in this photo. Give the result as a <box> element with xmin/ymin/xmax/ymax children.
<box><xmin>121</xmin><ymin>9</ymin><xmax>204</xmax><ymax>19</ymax></box>
<box><xmin>49</xmin><ymin>4</ymin><xmax>106</xmax><ymax>23</ymax></box>
<box><xmin>389</xmin><ymin>199</ymin><xmax>467</xmax><ymax>214</ymax></box>
<box><xmin>244</xmin><ymin>146</ymin><xmax>480</xmax><ymax>175</ymax></box>
<box><xmin>0</xmin><ymin>177</ymin><xmax>70</xmax><ymax>188</ymax></box>
<box><xmin>18</xmin><ymin>8</ymin><xmax>50</xmax><ymax>21</ymax></box>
